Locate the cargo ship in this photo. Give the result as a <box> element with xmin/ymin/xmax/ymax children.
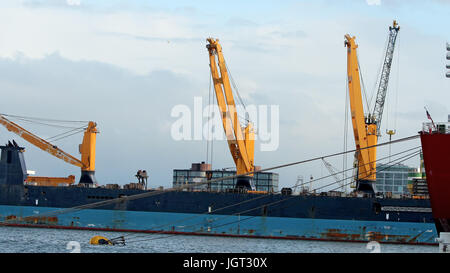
<box><xmin>420</xmin><ymin>121</ymin><xmax>450</xmax><ymax>234</ymax></box>
<box><xmin>0</xmin><ymin>141</ymin><xmax>437</xmax><ymax>245</ymax></box>
<box><xmin>0</xmin><ymin>21</ymin><xmax>441</xmax><ymax>246</ymax></box>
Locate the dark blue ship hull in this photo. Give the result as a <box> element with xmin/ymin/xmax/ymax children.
<box><xmin>0</xmin><ymin>143</ymin><xmax>438</xmax><ymax>245</ymax></box>
<box><xmin>0</xmin><ymin>184</ymin><xmax>437</xmax><ymax>245</ymax></box>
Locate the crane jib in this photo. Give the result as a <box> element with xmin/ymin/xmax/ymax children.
<box><xmin>206</xmin><ymin>38</ymin><xmax>255</xmax><ymax>181</ymax></box>
<box><xmin>0</xmin><ymin>115</ymin><xmax>97</xmax><ymax>184</ymax></box>
<box><xmin>372</xmin><ymin>21</ymin><xmax>400</xmax><ymax>135</ymax></box>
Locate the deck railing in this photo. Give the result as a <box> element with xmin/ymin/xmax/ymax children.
<box><xmin>422</xmin><ymin>122</ymin><xmax>450</xmax><ymax>134</ymax></box>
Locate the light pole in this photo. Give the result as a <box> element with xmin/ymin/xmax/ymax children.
<box><xmin>386</xmin><ymin>129</ymin><xmax>396</xmax><ymax>163</ymax></box>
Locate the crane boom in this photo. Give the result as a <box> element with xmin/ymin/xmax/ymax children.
<box><xmin>0</xmin><ymin>115</ymin><xmax>84</xmax><ymax>167</ymax></box>
<box><xmin>345</xmin><ymin>34</ymin><xmax>377</xmax><ymax>193</ymax></box>
<box><xmin>372</xmin><ymin>20</ymin><xmax>400</xmax><ymax>135</ymax></box>
<box><xmin>206</xmin><ymin>38</ymin><xmax>255</xmax><ymax>185</ymax></box>
<box><xmin>321</xmin><ymin>159</ymin><xmax>342</xmax><ymax>184</ymax></box>
<box><xmin>0</xmin><ymin>114</ymin><xmax>98</xmax><ymax>184</ymax></box>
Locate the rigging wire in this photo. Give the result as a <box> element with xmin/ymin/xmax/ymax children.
<box><xmin>45</xmin><ymin>126</ymin><xmax>87</xmax><ymax>142</ymax></box>
<box><xmin>315</xmin><ymin>150</ymin><xmax>420</xmax><ymax>193</ymax></box>
<box><xmin>124</xmin><ymin>147</ymin><xmax>421</xmax><ymax>244</ymax></box>
<box><xmin>3</xmin><ymin>116</ymin><xmax>85</xmax><ymax>129</ymax></box>
<box><xmin>343</xmin><ymin>69</ymin><xmax>350</xmax><ymax>193</ymax></box>
<box><xmin>47</xmin><ymin>129</ymin><xmax>86</xmax><ymax>142</ymax></box>
<box><xmin>226</xmin><ymin>149</ymin><xmax>421</xmax><ymax>225</ymax></box>
<box><xmin>0</xmin><ymin>113</ymin><xmax>89</xmax><ymax>142</ymax></box>
<box><xmin>369</xmin><ymin>33</ymin><xmax>390</xmax><ymax>111</ymax></box>
<box><xmin>385</xmin><ymin>31</ymin><xmax>401</xmax><ymax>135</ymax></box>
<box><xmin>356</xmin><ymin>52</ymin><xmax>371</xmax><ymax>114</ymax></box>
<box><xmin>0</xmin><ymin>145</ymin><xmax>421</xmax><ymax>245</ymax></box>
<box><xmin>385</xmin><ymin>81</ymin><xmax>390</xmax><ymax>133</ymax></box>
<box><xmin>0</xmin><ymin>113</ymin><xmax>89</xmax><ymax>123</ymax></box>
<box><xmin>210</xmin><ymin>150</ymin><xmax>422</xmax><ymax>233</ymax></box>
<box><xmin>119</xmin><ymin>145</ymin><xmax>422</xmax><ymax>242</ymax></box>
<box><xmin>126</xmin><ymin>150</ymin><xmax>420</xmax><ymax>242</ymax></box>
<box><xmin>223</xmin><ymin>60</ymin><xmax>252</xmax><ymax>126</ymax></box>
<box><xmin>211</xmin><ymin>49</ymin><xmax>251</xmax><ymax>142</ymax></box>
<box><xmin>206</xmin><ymin>70</ymin><xmax>212</xmax><ymax>165</ymax></box>
<box><xmin>210</xmin><ymin>87</ymin><xmax>215</xmax><ymax>168</ymax></box>
<box><xmin>224</xmin><ymin>60</ymin><xmax>247</xmax><ymax>112</ymax></box>
<box><xmin>310</xmin><ymin>146</ymin><xmax>420</xmax><ymax>191</ymax></box>
<box><xmin>0</xmin><ymin>135</ymin><xmax>419</xmax><ymax>248</ymax></box>
<box><xmin>0</xmin><ymin>134</ymin><xmax>420</xmax><ymax>223</ymax></box>
<box><xmin>393</xmin><ymin>32</ymin><xmax>401</xmax><ymax>131</ymax></box>
<box><xmin>0</xmin><ymin>114</ymin><xmax>89</xmax><ymax>146</ymax></box>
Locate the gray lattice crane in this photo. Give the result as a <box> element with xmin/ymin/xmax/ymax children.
<box><xmin>370</xmin><ymin>20</ymin><xmax>400</xmax><ymax>136</ymax></box>
<box><xmin>322</xmin><ymin>158</ymin><xmax>344</xmax><ymax>191</ymax></box>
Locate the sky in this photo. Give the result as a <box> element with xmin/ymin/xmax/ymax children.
<box><xmin>0</xmin><ymin>0</ymin><xmax>449</xmax><ymax>190</ymax></box>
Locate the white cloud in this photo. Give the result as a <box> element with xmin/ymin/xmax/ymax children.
<box><xmin>366</xmin><ymin>0</ymin><xmax>381</xmax><ymax>5</ymax></box>
<box><xmin>0</xmin><ymin>2</ymin><xmax>448</xmax><ymax>190</ymax></box>
<box><xmin>66</xmin><ymin>0</ymin><xmax>81</xmax><ymax>6</ymax></box>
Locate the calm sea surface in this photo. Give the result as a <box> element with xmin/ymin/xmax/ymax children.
<box><xmin>0</xmin><ymin>226</ymin><xmax>438</xmax><ymax>253</ymax></box>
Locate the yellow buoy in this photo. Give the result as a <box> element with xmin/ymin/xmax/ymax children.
<box><xmin>90</xmin><ymin>235</ymin><xmax>112</xmax><ymax>245</ymax></box>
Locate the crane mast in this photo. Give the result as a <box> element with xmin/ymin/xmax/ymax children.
<box><xmin>372</xmin><ymin>20</ymin><xmax>400</xmax><ymax>135</ymax></box>
<box><xmin>345</xmin><ymin>34</ymin><xmax>377</xmax><ymax>194</ymax></box>
<box><xmin>0</xmin><ymin>114</ymin><xmax>98</xmax><ymax>184</ymax></box>
<box><xmin>78</xmin><ymin>121</ymin><xmax>98</xmax><ymax>184</ymax></box>
<box><xmin>206</xmin><ymin>38</ymin><xmax>255</xmax><ymax>189</ymax></box>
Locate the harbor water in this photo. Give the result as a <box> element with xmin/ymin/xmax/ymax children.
<box><xmin>0</xmin><ymin>226</ymin><xmax>437</xmax><ymax>253</ymax></box>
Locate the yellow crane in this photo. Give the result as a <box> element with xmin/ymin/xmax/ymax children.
<box><xmin>206</xmin><ymin>38</ymin><xmax>255</xmax><ymax>189</ymax></box>
<box><xmin>345</xmin><ymin>35</ymin><xmax>378</xmax><ymax>194</ymax></box>
<box><xmin>344</xmin><ymin>21</ymin><xmax>400</xmax><ymax>194</ymax></box>
<box><xmin>0</xmin><ymin>114</ymin><xmax>98</xmax><ymax>185</ymax></box>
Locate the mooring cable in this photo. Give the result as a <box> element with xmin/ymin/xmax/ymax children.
<box><xmin>121</xmin><ymin>145</ymin><xmax>421</xmax><ymax>241</ymax></box>
<box><xmin>0</xmin><ymin>134</ymin><xmax>420</xmax><ymax>228</ymax></box>
<box><xmin>124</xmin><ymin>149</ymin><xmax>421</xmax><ymax>244</ymax></box>
<box><xmin>0</xmin><ymin>141</ymin><xmax>420</xmax><ymax>245</ymax></box>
